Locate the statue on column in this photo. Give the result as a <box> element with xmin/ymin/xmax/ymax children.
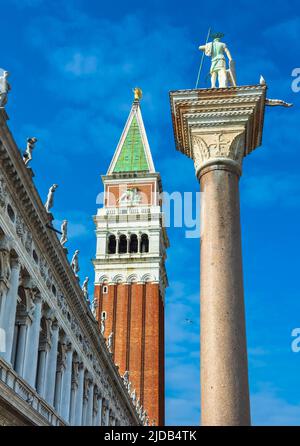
<box><xmin>45</xmin><ymin>184</ymin><xmax>58</xmax><ymax>213</ymax></box>
<box><xmin>71</xmin><ymin>250</ymin><xmax>80</xmax><ymax>277</ymax></box>
<box><xmin>23</xmin><ymin>137</ymin><xmax>38</xmax><ymax>166</ymax></box>
<box><xmin>82</xmin><ymin>277</ymin><xmax>89</xmax><ymax>302</ymax></box>
<box><xmin>0</xmin><ymin>70</ymin><xmax>11</xmax><ymax>107</ymax></box>
<box><xmin>199</xmin><ymin>32</ymin><xmax>236</xmax><ymax>88</ymax></box>
<box><xmin>60</xmin><ymin>220</ymin><xmax>68</xmax><ymax>247</ymax></box>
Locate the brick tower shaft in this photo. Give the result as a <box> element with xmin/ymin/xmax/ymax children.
<box><xmin>93</xmin><ymin>91</ymin><xmax>168</xmax><ymax>426</ymax></box>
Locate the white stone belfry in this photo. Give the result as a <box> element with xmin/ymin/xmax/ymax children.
<box><xmin>93</xmin><ymin>93</ymin><xmax>169</xmax><ymax>294</ymax></box>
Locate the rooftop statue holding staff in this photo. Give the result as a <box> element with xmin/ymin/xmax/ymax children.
<box><xmin>198</xmin><ymin>32</ymin><xmax>236</xmax><ymax>88</ymax></box>
<box><xmin>0</xmin><ymin>70</ymin><xmax>11</xmax><ymax>107</ymax></box>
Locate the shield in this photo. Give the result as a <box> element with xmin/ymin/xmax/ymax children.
<box><xmin>226</xmin><ymin>60</ymin><xmax>237</xmax><ymax>87</ymax></box>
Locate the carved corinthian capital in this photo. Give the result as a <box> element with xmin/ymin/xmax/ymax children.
<box><xmin>192</xmin><ymin>129</ymin><xmax>245</xmax><ymax>178</ymax></box>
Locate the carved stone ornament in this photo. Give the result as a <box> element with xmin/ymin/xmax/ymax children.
<box><xmin>192</xmin><ymin>129</ymin><xmax>245</xmax><ymax>176</ymax></box>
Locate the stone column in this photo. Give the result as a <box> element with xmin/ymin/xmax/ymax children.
<box><xmin>105</xmin><ymin>402</ymin><xmax>110</xmax><ymax>426</ymax></box>
<box><xmin>86</xmin><ymin>381</ymin><xmax>94</xmax><ymax>426</ymax></box>
<box><xmin>54</xmin><ymin>366</ymin><xmax>63</xmax><ymax>413</ymax></box>
<box><xmin>14</xmin><ymin>323</ymin><xmax>27</xmax><ymax>375</ymax></box>
<box><xmin>127</xmin><ymin>233</ymin><xmax>130</xmax><ymax>253</ymax></box>
<box><xmin>81</xmin><ymin>374</ymin><xmax>89</xmax><ymax>425</ymax></box>
<box><xmin>194</xmin><ymin>133</ymin><xmax>250</xmax><ymax>426</ymax></box>
<box><xmin>170</xmin><ymin>86</ymin><xmax>267</xmax><ymax>426</ymax></box>
<box><xmin>96</xmin><ymin>394</ymin><xmax>103</xmax><ymax>426</ymax></box>
<box><xmin>101</xmin><ymin>399</ymin><xmax>108</xmax><ymax>426</ymax></box>
<box><xmin>44</xmin><ymin>320</ymin><xmax>59</xmax><ymax>405</ymax></box>
<box><xmin>199</xmin><ymin>159</ymin><xmax>250</xmax><ymax>426</ymax></box>
<box><xmin>116</xmin><ymin>233</ymin><xmax>120</xmax><ymax>254</ymax></box>
<box><xmin>36</xmin><ymin>349</ymin><xmax>47</xmax><ymax>395</ymax></box>
<box><xmin>74</xmin><ymin>362</ymin><xmax>84</xmax><ymax>426</ymax></box>
<box><xmin>2</xmin><ymin>259</ymin><xmax>20</xmax><ymax>363</ymax></box>
<box><xmin>69</xmin><ymin>382</ymin><xmax>77</xmax><ymax>425</ymax></box>
<box><xmin>23</xmin><ymin>292</ymin><xmax>42</xmax><ymax>387</ymax></box>
<box><xmin>60</xmin><ymin>343</ymin><xmax>73</xmax><ymax>421</ymax></box>
<box><xmin>0</xmin><ymin>247</ymin><xmax>10</xmax><ymax>335</ymax></box>
<box><xmin>110</xmin><ymin>413</ymin><xmax>115</xmax><ymax>426</ymax></box>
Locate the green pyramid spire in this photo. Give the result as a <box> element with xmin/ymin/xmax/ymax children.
<box><xmin>113</xmin><ymin>115</ymin><xmax>149</xmax><ymax>173</ymax></box>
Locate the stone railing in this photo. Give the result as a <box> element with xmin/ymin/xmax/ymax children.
<box><xmin>0</xmin><ymin>357</ymin><xmax>66</xmax><ymax>426</ymax></box>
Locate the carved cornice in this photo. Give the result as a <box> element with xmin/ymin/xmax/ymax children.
<box><xmin>169</xmin><ymin>85</ymin><xmax>267</xmax><ymax>174</ymax></box>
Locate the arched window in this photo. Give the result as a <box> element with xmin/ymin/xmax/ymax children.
<box><xmin>108</xmin><ymin>235</ymin><xmax>116</xmax><ymax>254</ymax></box>
<box><xmin>141</xmin><ymin>234</ymin><xmax>149</xmax><ymax>253</ymax></box>
<box><xmin>119</xmin><ymin>235</ymin><xmax>127</xmax><ymax>254</ymax></box>
<box><xmin>129</xmin><ymin>234</ymin><xmax>138</xmax><ymax>253</ymax></box>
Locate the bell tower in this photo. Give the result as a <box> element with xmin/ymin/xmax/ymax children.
<box><xmin>93</xmin><ymin>89</ymin><xmax>169</xmax><ymax>426</ymax></box>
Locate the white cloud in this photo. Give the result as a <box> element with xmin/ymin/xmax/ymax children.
<box><xmin>241</xmin><ymin>173</ymin><xmax>300</xmax><ymax>208</ymax></box>
<box><xmin>251</xmin><ymin>383</ymin><xmax>300</xmax><ymax>425</ymax></box>
<box><xmin>64</xmin><ymin>53</ymin><xmax>98</xmax><ymax>76</ymax></box>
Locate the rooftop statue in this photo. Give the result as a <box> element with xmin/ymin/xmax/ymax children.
<box><xmin>82</xmin><ymin>277</ymin><xmax>89</xmax><ymax>302</ymax></box>
<box><xmin>133</xmin><ymin>87</ymin><xmax>142</xmax><ymax>101</ymax></box>
<box><xmin>198</xmin><ymin>32</ymin><xmax>236</xmax><ymax>88</ymax></box>
<box><xmin>23</xmin><ymin>137</ymin><xmax>38</xmax><ymax>166</ymax></box>
<box><xmin>107</xmin><ymin>332</ymin><xmax>113</xmax><ymax>353</ymax></box>
<box><xmin>45</xmin><ymin>184</ymin><xmax>58</xmax><ymax>213</ymax></box>
<box><xmin>60</xmin><ymin>220</ymin><xmax>68</xmax><ymax>247</ymax></box>
<box><xmin>0</xmin><ymin>70</ymin><xmax>11</xmax><ymax>107</ymax></box>
<box><xmin>91</xmin><ymin>298</ymin><xmax>98</xmax><ymax>319</ymax></box>
<box><xmin>71</xmin><ymin>249</ymin><xmax>80</xmax><ymax>277</ymax></box>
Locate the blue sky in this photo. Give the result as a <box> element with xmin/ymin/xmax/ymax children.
<box><xmin>2</xmin><ymin>0</ymin><xmax>300</xmax><ymax>425</ymax></box>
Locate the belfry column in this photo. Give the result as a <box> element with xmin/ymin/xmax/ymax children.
<box><xmin>170</xmin><ymin>85</ymin><xmax>267</xmax><ymax>426</ymax></box>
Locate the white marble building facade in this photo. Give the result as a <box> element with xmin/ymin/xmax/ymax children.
<box><xmin>0</xmin><ymin>108</ymin><xmax>140</xmax><ymax>426</ymax></box>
